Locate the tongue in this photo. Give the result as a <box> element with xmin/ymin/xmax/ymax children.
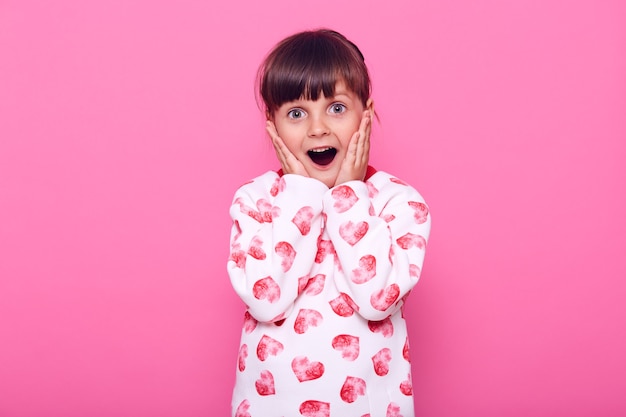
<box><xmin>308</xmin><ymin>148</ymin><xmax>337</xmax><ymax>166</ymax></box>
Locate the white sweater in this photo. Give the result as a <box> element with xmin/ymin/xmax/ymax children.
<box><xmin>228</xmin><ymin>169</ymin><xmax>431</xmax><ymax>417</ymax></box>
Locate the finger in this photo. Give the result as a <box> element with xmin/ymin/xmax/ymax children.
<box><xmin>266</xmin><ymin>120</ymin><xmax>288</xmax><ymax>167</ymax></box>
<box><xmin>355</xmin><ymin>111</ymin><xmax>371</xmax><ymax>164</ymax></box>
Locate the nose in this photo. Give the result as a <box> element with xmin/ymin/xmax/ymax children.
<box><xmin>307</xmin><ymin>115</ymin><xmax>330</xmax><ymax>138</ymax></box>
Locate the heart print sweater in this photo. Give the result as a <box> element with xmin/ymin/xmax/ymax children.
<box><xmin>228</xmin><ymin>168</ymin><xmax>431</xmax><ymax>417</ymax></box>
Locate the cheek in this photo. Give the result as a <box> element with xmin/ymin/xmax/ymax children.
<box><xmin>276</xmin><ymin>125</ymin><xmax>303</xmax><ymax>151</ymax></box>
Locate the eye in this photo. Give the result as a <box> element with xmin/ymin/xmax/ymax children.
<box><xmin>329</xmin><ymin>103</ymin><xmax>347</xmax><ymax>114</ymax></box>
<box><xmin>287</xmin><ymin>108</ymin><xmax>306</xmax><ymax>119</ymax></box>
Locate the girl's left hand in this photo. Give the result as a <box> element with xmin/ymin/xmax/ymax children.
<box><xmin>334</xmin><ymin>110</ymin><xmax>371</xmax><ymax>186</ymax></box>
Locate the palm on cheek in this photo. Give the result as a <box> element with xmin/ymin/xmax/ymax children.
<box><xmin>266</xmin><ymin>120</ymin><xmax>309</xmax><ymax>177</ymax></box>
<box><xmin>335</xmin><ymin>110</ymin><xmax>371</xmax><ymax>187</ymax></box>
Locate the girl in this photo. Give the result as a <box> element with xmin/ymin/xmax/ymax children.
<box><xmin>227</xmin><ymin>29</ymin><xmax>431</xmax><ymax>417</ymax></box>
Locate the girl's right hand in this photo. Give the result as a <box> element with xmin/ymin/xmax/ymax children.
<box><xmin>266</xmin><ymin>120</ymin><xmax>309</xmax><ymax>178</ymax></box>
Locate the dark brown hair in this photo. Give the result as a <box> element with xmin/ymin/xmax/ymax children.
<box><xmin>258</xmin><ymin>29</ymin><xmax>371</xmax><ymax>116</ymax></box>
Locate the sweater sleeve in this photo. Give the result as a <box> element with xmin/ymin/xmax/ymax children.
<box><xmin>227</xmin><ymin>172</ymin><xmax>328</xmax><ymax>322</ymax></box>
<box><xmin>322</xmin><ymin>174</ymin><xmax>431</xmax><ymax>321</ymax></box>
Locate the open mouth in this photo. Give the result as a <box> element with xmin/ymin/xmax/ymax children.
<box><xmin>307</xmin><ymin>147</ymin><xmax>337</xmax><ymax>166</ymax></box>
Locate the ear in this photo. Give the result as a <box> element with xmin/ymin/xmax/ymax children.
<box><xmin>365</xmin><ymin>98</ymin><xmax>374</xmax><ymax>114</ymax></box>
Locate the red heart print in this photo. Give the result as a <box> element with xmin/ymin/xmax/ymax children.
<box><xmin>292</xmin><ymin>206</ymin><xmax>315</xmax><ymax>235</ymax></box>
<box><xmin>403</xmin><ymin>337</ymin><xmax>411</xmax><ymax>362</ymax></box>
<box><xmin>409</xmin><ymin>264</ymin><xmax>421</xmax><ymax>280</ymax></box>
<box><xmin>315</xmin><ymin>238</ymin><xmax>336</xmax><ymax>263</ymax></box>
<box><xmin>299</xmin><ymin>400</ymin><xmax>330</xmax><ymax>417</ymax></box>
<box><xmin>331</xmin><ymin>334</ymin><xmax>360</xmax><ymax>361</ymax></box>
<box><xmin>399</xmin><ymin>373</ymin><xmax>412</xmax><ymax>396</ymax></box>
<box><xmin>275</xmin><ymin>241</ymin><xmax>296</xmax><ymax>272</ymax></box>
<box><xmin>253</xmin><ymin>277</ymin><xmax>281</xmax><ymax>303</ymax></box>
<box><xmin>229</xmin><ymin>249</ymin><xmax>246</xmax><ymax>268</ymax></box>
<box><xmin>396</xmin><ymin>232</ymin><xmax>426</xmax><ymax>250</ymax></box>
<box><xmin>257</xmin><ymin>335</ymin><xmax>284</xmax><ymax>361</ymax></box>
<box><xmin>390</xmin><ymin>177</ymin><xmax>408</xmax><ymax>186</ymax></box>
<box><xmin>329</xmin><ymin>294</ymin><xmax>355</xmax><ymax>317</ymax></box>
<box><xmin>370</xmin><ymin>284</ymin><xmax>400</xmax><ymax>311</ymax></box>
<box><xmin>366</xmin><ymin>181</ymin><xmax>379</xmax><ymax>198</ymax></box>
<box><xmin>386</xmin><ymin>402</ymin><xmax>403</xmax><ymax>417</ymax></box>
<box><xmin>331</xmin><ymin>185</ymin><xmax>358</xmax><ymax>213</ymax></box>
<box><xmin>339</xmin><ymin>221</ymin><xmax>369</xmax><ymax>246</ymax></box>
<box><xmin>292</xmin><ymin>356</ymin><xmax>325</xmax><ymax>382</ymax></box>
<box><xmin>408</xmin><ymin>201</ymin><xmax>429</xmax><ymax>224</ymax></box>
<box><xmin>302</xmin><ymin>274</ymin><xmax>325</xmax><ymax>296</ymax></box>
<box><xmin>234</xmin><ymin>400</ymin><xmax>251</xmax><ymax>417</ymax></box>
<box><xmin>255</xmin><ymin>370</ymin><xmax>276</xmax><ymax>396</ymax></box>
<box><xmin>294</xmin><ymin>309</ymin><xmax>323</xmax><ymax>334</ymax></box>
<box><xmin>256</xmin><ymin>198</ymin><xmax>280</xmax><ymax>223</ymax></box>
<box><xmin>234</xmin><ymin>197</ymin><xmax>263</xmax><ymax>223</ymax></box>
<box><xmin>340</xmin><ymin>376</ymin><xmax>366</xmax><ymax>403</ymax></box>
<box><xmin>238</xmin><ymin>344</ymin><xmax>248</xmax><ymax>371</ymax></box>
<box><xmin>382</xmin><ymin>213</ymin><xmax>395</xmax><ymax>223</ymax></box>
<box><xmin>298</xmin><ymin>274</ymin><xmax>310</xmax><ymax>295</ymax></box>
<box><xmin>351</xmin><ymin>255</ymin><xmax>376</xmax><ymax>284</ymax></box>
<box><xmin>243</xmin><ymin>311</ymin><xmax>257</xmax><ymax>334</ymax></box>
<box><xmin>270</xmin><ymin>176</ymin><xmax>286</xmax><ymax>196</ymax></box>
<box><xmin>248</xmin><ymin>235</ymin><xmax>266</xmax><ymax>260</ymax></box>
<box><xmin>372</xmin><ymin>348</ymin><xmax>392</xmax><ymax>376</ymax></box>
<box><xmin>368</xmin><ymin>317</ymin><xmax>394</xmax><ymax>338</ymax></box>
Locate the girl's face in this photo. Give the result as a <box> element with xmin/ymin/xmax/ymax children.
<box><xmin>271</xmin><ymin>81</ymin><xmax>373</xmax><ymax>188</ymax></box>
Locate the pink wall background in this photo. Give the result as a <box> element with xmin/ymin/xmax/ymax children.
<box><xmin>1</xmin><ymin>0</ymin><xmax>625</xmax><ymax>416</ymax></box>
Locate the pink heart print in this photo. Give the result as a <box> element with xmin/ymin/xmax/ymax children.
<box><xmin>275</xmin><ymin>241</ymin><xmax>296</xmax><ymax>272</ymax></box>
<box><xmin>229</xmin><ymin>248</ymin><xmax>246</xmax><ymax>268</ymax></box>
<box><xmin>253</xmin><ymin>277</ymin><xmax>281</xmax><ymax>303</ymax></box>
<box><xmin>234</xmin><ymin>399</ymin><xmax>251</xmax><ymax>417</ymax></box>
<box><xmin>247</xmin><ymin>235</ymin><xmax>266</xmax><ymax>260</ymax></box>
<box><xmin>234</xmin><ymin>197</ymin><xmax>280</xmax><ymax>223</ymax></box>
<box><xmin>331</xmin><ymin>185</ymin><xmax>358</xmax><ymax>213</ymax></box>
<box><xmin>243</xmin><ymin>311</ymin><xmax>257</xmax><ymax>334</ymax></box>
<box><xmin>292</xmin><ymin>206</ymin><xmax>315</xmax><ymax>236</ymax></box>
<box><xmin>256</xmin><ymin>198</ymin><xmax>280</xmax><ymax>223</ymax></box>
<box><xmin>331</xmin><ymin>334</ymin><xmax>360</xmax><ymax>361</ymax></box>
<box><xmin>315</xmin><ymin>238</ymin><xmax>336</xmax><ymax>264</ymax></box>
<box><xmin>370</xmin><ymin>284</ymin><xmax>400</xmax><ymax>311</ymax></box>
<box><xmin>255</xmin><ymin>370</ymin><xmax>276</xmax><ymax>396</ymax></box>
<box><xmin>399</xmin><ymin>373</ymin><xmax>412</xmax><ymax>396</ymax></box>
<box><xmin>294</xmin><ymin>309</ymin><xmax>323</xmax><ymax>334</ymax></box>
<box><xmin>409</xmin><ymin>264</ymin><xmax>421</xmax><ymax>280</ymax></box>
<box><xmin>291</xmin><ymin>356</ymin><xmax>325</xmax><ymax>382</ymax></box>
<box><xmin>339</xmin><ymin>221</ymin><xmax>369</xmax><ymax>246</ymax></box>
<box><xmin>238</xmin><ymin>344</ymin><xmax>248</xmax><ymax>371</ymax></box>
<box><xmin>372</xmin><ymin>347</ymin><xmax>392</xmax><ymax>376</ymax></box>
<box><xmin>368</xmin><ymin>317</ymin><xmax>394</xmax><ymax>338</ymax></box>
<box><xmin>366</xmin><ymin>180</ymin><xmax>379</xmax><ymax>198</ymax></box>
<box><xmin>396</xmin><ymin>232</ymin><xmax>426</xmax><ymax>250</ymax></box>
<box><xmin>340</xmin><ymin>376</ymin><xmax>367</xmax><ymax>403</ymax></box>
<box><xmin>403</xmin><ymin>337</ymin><xmax>411</xmax><ymax>362</ymax></box>
<box><xmin>270</xmin><ymin>176</ymin><xmax>286</xmax><ymax>196</ymax></box>
<box><xmin>256</xmin><ymin>334</ymin><xmax>284</xmax><ymax>361</ymax></box>
<box><xmin>390</xmin><ymin>177</ymin><xmax>408</xmax><ymax>186</ymax></box>
<box><xmin>299</xmin><ymin>400</ymin><xmax>330</xmax><ymax>417</ymax></box>
<box><xmin>351</xmin><ymin>254</ymin><xmax>376</xmax><ymax>284</ymax></box>
<box><xmin>382</xmin><ymin>213</ymin><xmax>395</xmax><ymax>223</ymax></box>
<box><xmin>329</xmin><ymin>292</ymin><xmax>360</xmax><ymax>317</ymax></box>
<box><xmin>302</xmin><ymin>273</ymin><xmax>325</xmax><ymax>296</ymax></box>
<box><xmin>386</xmin><ymin>402</ymin><xmax>404</xmax><ymax>417</ymax></box>
<box><xmin>329</xmin><ymin>294</ymin><xmax>355</xmax><ymax>317</ymax></box>
<box><xmin>408</xmin><ymin>201</ymin><xmax>429</xmax><ymax>224</ymax></box>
